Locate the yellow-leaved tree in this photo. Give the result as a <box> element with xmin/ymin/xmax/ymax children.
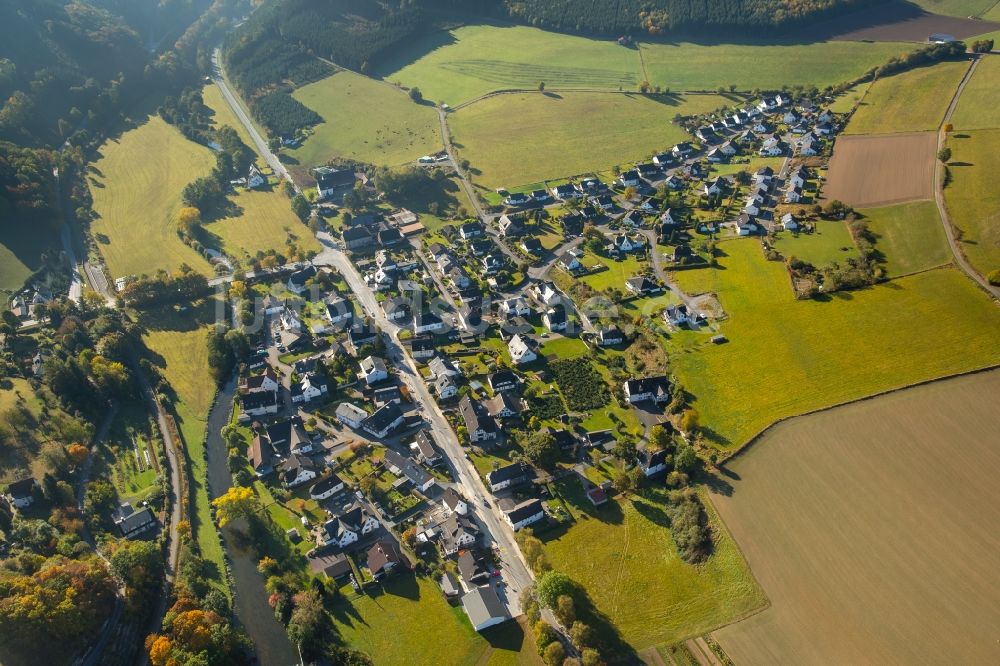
<box><xmin>211</xmin><ymin>486</ymin><xmax>258</xmax><ymax>527</ymax></box>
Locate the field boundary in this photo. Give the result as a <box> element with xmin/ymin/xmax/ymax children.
<box><xmin>717</xmin><ymin>355</ymin><xmax>1000</xmax><ymax>463</ymax></box>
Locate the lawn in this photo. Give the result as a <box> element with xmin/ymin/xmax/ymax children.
<box><xmin>139</xmin><ymin>298</ymin><xmax>226</xmax><ymax>586</ymax></box>
<box><xmin>378</xmin><ymin>24</ymin><xmax>643</xmax><ymax>105</ymax></box>
<box><xmin>638</xmin><ymin>39</ymin><xmax>916</xmax><ymax>92</ymax></box>
<box><xmin>772</xmin><ymin>220</ymin><xmax>857</xmax><ymax>267</ymax></box>
<box><xmin>908</xmin><ymin>0</ymin><xmax>998</xmax><ymax>16</ymax></box>
<box><xmin>943</xmin><ymin>129</ymin><xmax>1000</xmax><ymax>278</ymax></box>
<box><xmin>451</xmin><ymin>92</ymin><xmax>732</xmax><ymax>188</ymax></box>
<box><xmin>202</xmin><ymin>84</ymin><xmax>258</xmax><ymax>156</ymax></box>
<box><xmin>89</xmin><ymin>115</ymin><xmax>215</xmax><ymax>280</ymax></box>
<box><xmin>0</xmin><ymin>220</ymin><xmax>60</xmax><ymax>293</ymax></box>
<box><xmin>580</xmin><ymin>253</ymin><xmax>650</xmax><ymax>292</ymax></box>
<box><xmin>845</xmin><ymin>60</ymin><xmax>969</xmax><ymax>135</ymax></box>
<box><xmin>201</xmin><ymin>187</ymin><xmax>320</xmax><ymax>263</ymax></box>
<box><xmin>98</xmin><ymin>403</ymin><xmax>161</xmax><ymax>504</ymax></box>
<box><xmin>826</xmin><ymin>81</ymin><xmax>871</xmax><ymax>114</ymax></box>
<box><xmin>289</xmin><ymin>69</ymin><xmax>442</xmax><ymax>169</ymax></box>
<box><xmin>711</xmin><ymin>370</ymin><xmax>1000</xmax><ymax>664</ymax></box>
<box><xmin>332</xmin><ymin>573</ymin><xmax>540</xmax><ymax>665</ymax></box>
<box><xmin>949</xmin><ymin>54</ymin><xmax>1000</xmax><ymax>130</ymax></box>
<box><xmin>541</xmin><ymin>480</ymin><xmax>766</xmax><ymax>652</ymax></box>
<box><xmin>859</xmin><ymin>201</ymin><xmax>950</xmax><ymax>276</ymax></box>
<box><xmin>669</xmin><ymin>240</ymin><xmax>1000</xmax><ymax>449</ymax></box>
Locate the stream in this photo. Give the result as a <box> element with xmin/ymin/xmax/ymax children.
<box><xmin>205</xmin><ymin>378</ymin><xmax>300</xmax><ymax>666</ymax></box>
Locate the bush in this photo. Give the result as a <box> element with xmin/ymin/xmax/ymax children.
<box><xmin>987</xmin><ymin>269</ymin><xmax>1000</xmax><ymax>287</ymax></box>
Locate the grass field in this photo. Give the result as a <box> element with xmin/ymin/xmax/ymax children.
<box><xmin>201</xmin><ymin>188</ymin><xmax>320</xmax><ymax>262</ymax></box>
<box><xmin>379</xmin><ymin>24</ymin><xmax>642</xmax><ymax>105</ymax></box>
<box><xmin>451</xmin><ymin>92</ymin><xmax>731</xmax><ymax>188</ymax></box>
<box><xmin>638</xmin><ymin>40</ymin><xmax>916</xmax><ymax>92</ymax></box>
<box><xmin>202</xmin><ymin>84</ymin><xmax>257</xmax><ymax>156</ymax></box>
<box><xmin>669</xmin><ymin>240</ymin><xmax>1000</xmax><ymax>449</ymax></box>
<box><xmin>139</xmin><ymin>298</ymin><xmax>226</xmax><ymax>586</ymax></box>
<box><xmin>711</xmin><ymin>370</ymin><xmax>1000</xmax><ymax>664</ymax></box>
<box><xmin>89</xmin><ymin>115</ymin><xmax>215</xmax><ymax>279</ymax></box>
<box><xmin>541</xmin><ymin>481</ymin><xmax>766</xmax><ymax>652</ymax></box>
<box><xmin>845</xmin><ymin>60</ymin><xmax>968</xmax><ymax>134</ymax></box>
<box><xmin>908</xmin><ymin>0</ymin><xmax>998</xmax><ymax>16</ymax></box>
<box><xmin>333</xmin><ymin>573</ymin><xmax>540</xmax><ymax>665</ymax></box>
<box><xmin>859</xmin><ymin>201</ymin><xmax>950</xmax><ymax>276</ymax></box>
<box><xmin>944</xmin><ymin>129</ymin><xmax>1000</xmax><ymax>277</ymax></box>
<box><xmin>772</xmin><ymin>220</ymin><xmax>856</xmax><ymax>267</ymax></box>
<box><xmin>579</xmin><ymin>252</ymin><xmax>651</xmax><ymax>292</ymax></box>
<box><xmin>949</xmin><ymin>54</ymin><xmax>1000</xmax><ymax>130</ymax></box>
<box><xmin>827</xmin><ymin>81</ymin><xmax>871</xmax><ymax>114</ymax></box>
<box><xmin>289</xmin><ymin>70</ymin><xmax>441</xmax><ymax>168</ymax></box>
<box><xmin>0</xmin><ymin>221</ymin><xmax>60</xmax><ymax>293</ymax></box>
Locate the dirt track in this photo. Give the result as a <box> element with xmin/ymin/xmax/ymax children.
<box><xmin>823</xmin><ymin>132</ymin><xmax>937</xmax><ymax>206</ymax></box>
<box><xmin>815</xmin><ymin>1</ymin><xmax>999</xmax><ymax>41</ymax></box>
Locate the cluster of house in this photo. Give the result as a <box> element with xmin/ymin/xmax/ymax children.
<box><xmin>7</xmin><ymin>286</ymin><xmax>52</xmax><ymax>323</ymax></box>
<box><xmin>733</xmin><ymin>165</ymin><xmax>811</xmax><ymax>236</ymax></box>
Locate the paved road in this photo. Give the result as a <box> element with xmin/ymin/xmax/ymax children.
<box><xmin>935</xmin><ymin>54</ymin><xmax>1000</xmax><ymax>300</ymax></box>
<box><xmin>211</xmin><ymin>49</ymin><xmax>294</xmax><ymax>190</ymax></box>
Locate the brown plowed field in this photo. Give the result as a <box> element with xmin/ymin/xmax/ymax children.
<box><xmin>814</xmin><ymin>1</ymin><xmax>999</xmax><ymax>41</ymax></box>
<box><xmin>710</xmin><ymin>369</ymin><xmax>1000</xmax><ymax>665</ymax></box>
<box><xmin>822</xmin><ymin>132</ymin><xmax>936</xmax><ymax>206</ymax></box>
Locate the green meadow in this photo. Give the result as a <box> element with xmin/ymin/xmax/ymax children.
<box><xmin>860</xmin><ymin>201</ymin><xmax>951</xmax><ymax>277</ymax></box>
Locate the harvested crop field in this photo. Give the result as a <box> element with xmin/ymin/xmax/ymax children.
<box><xmin>823</xmin><ymin>132</ymin><xmax>936</xmax><ymax>206</ymax></box>
<box><xmin>710</xmin><ymin>369</ymin><xmax>1000</xmax><ymax>665</ymax></box>
<box><xmin>818</xmin><ymin>1</ymin><xmax>999</xmax><ymax>41</ymax></box>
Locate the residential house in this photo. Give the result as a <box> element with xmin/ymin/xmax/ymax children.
<box><xmin>798</xmin><ymin>133</ymin><xmax>819</xmax><ymax>156</ymax></box>
<box><xmin>287</xmin><ymin>265</ymin><xmax>317</xmax><ymax>294</ymax></box>
<box><xmin>428</xmin><ymin>356</ymin><xmax>462</xmax><ymax>379</ymax></box>
<box><xmin>409</xmin><ymin>336</ymin><xmax>435</xmax><ymax>360</ymax></box>
<box><xmin>532</xmin><ymin>189</ymin><xmax>552</xmax><ymax>203</ymax></box>
<box><xmin>442</xmin><ymin>488</ymin><xmax>469</xmax><ymax>515</ymax></box>
<box><xmin>458</xmin><ymin>552</ymin><xmax>493</xmax><ymax>586</ymax></box>
<box><xmin>619</xmin><ymin>169</ymin><xmax>641</xmax><ymax>187</ymax></box>
<box><xmin>485</xmin><ymin>392</ymin><xmax>522</xmax><ymax>420</ymax></box>
<box><xmin>623</xmin><ymin>376</ymin><xmax>671</xmax><ymax>404</ymax></box>
<box><xmin>503</xmin><ymin>191</ymin><xmax>531</xmax><ymax>207</ymax></box>
<box><xmin>343</xmin><ymin>226</ymin><xmax>375</xmax><ymax>251</ymax></box>
<box><xmin>310</xmin><ymin>474</ymin><xmax>346</xmax><ymax>500</ymax></box>
<box><xmin>543</xmin><ymin>307</ymin><xmax>568</xmax><ymax>332</ymax></box>
<box><xmin>242</xmin><ymin>367</ymin><xmax>279</xmax><ymax>394</ymax></box>
<box><xmin>413</xmin><ymin>311</ymin><xmax>444</xmax><ymax>335</ymax></box>
<box><xmin>318</xmin><ymin>503</ymin><xmax>379</xmax><ymax>548</ymax></box>
<box><xmin>449</xmin><ymin>267</ymin><xmax>471</xmax><ymax>290</ymax></box>
<box><xmin>469</xmin><ymin>239</ymin><xmax>492</xmax><ymax>257</ymax></box>
<box><xmin>789</xmin><ymin>166</ymin><xmax>809</xmax><ymax>189</ymax></box>
<box><xmin>459</xmin><ymin>221</ymin><xmax>484</xmax><ymax>240</ymax></box>
<box><xmin>249</xmin><ymin>435</ymin><xmax>275</xmax><ymax>476</ymax></box>
<box><xmin>362</xmin><ymin>403</ymin><xmax>405</xmax><ymax>439</ymax></box>
<box><xmin>378</xmin><ymin>228</ymin><xmax>404</xmax><ymax>246</ymax></box>
<box><xmin>507</xmin><ymin>334</ymin><xmax>537</xmax><ymax>365</ymax></box>
<box><xmin>383</xmin><ymin>450</ymin><xmax>435</xmax><ymax>492</ymax></box>
<box><xmin>735</xmin><ymin>214</ymin><xmax>763</xmax><ymax>236</ymax></box>
<box><xmin>240</xmin><ymin>390</ymin><xmax>279</xmax><ymax>417</ymax></box>
<box><xmin>664</xmin><ymin>174</ymin><xmax>684</xmax><ymax>190</ymax></box>
<box><xmin>557</xmin><ymin>251</ymin><xmax>583</xmax><ymax>273</ymax></box>
<box><xmin>459</xmin><ymin>395</ymin><xmax>498</xmax><ymax>443</ymax></box>
<box><xmin>785</xmin><ymin>186</ymin><xmax>803</xmax><ymax>204</ymax></box>
<box><xmin>367</xmin><ymin>540</ymin><xmax>403</xmax><ymax>579</ymax></box>
<box><xmin>540</xmin><ymin>426</ymin><xmax>577</xmax><ymax>449</ymax></box>
<box><xmin>503</xmin><ymin>498</ymin><xmax>545</xmax><ymax>531</ymax></box>
<box><xmin>440</xmin><ymin>513</ymin><xmax>479</xmax><ymax>556</ymax></box>
<box><xmin>482</xmin><ymin>253</ymin><xmax>504</xmax><ymax>274</ymax></box>
<box><xmin>335</xmin><ymin>402</ymin><xmax>368</xmax><ymax>429</ymax></box>
<box><xmin>488</xmin><ymin>370</ymin><xmax>520</xmax><ymax>394</ymax></box>
<box><xmin>314</xmin><ymin>167</ymin><xmax>356</xmax><ymax>199</ymax></box>
<box><xmin>551</xmin><ymin>183</ymin><xmax>580</xmax><ymax>200</ymax></box>
<box><xmin>619</xmin><ymin>210</ymin><xmax>643</xmax><ymax>228</ymax></box>
<box><xmin>291</xmin><ymin>372</ymin><xmax>329</xmax><ymax>404</ymax></box>
<box><xmin>462</xmin><ymin>586</ymin><xmax>509</xmax><ymax>632</ymax></box>
<box><xmin>652</xmin><ymin>152</ymin><xmax>673</xmax><ymax>167</ymax></box>
<box><xmin>663</xmin><ymin>303</ymin><xmax>689</xmax><ymax>328</ymax></box>
<box><xmin>703</xmin><ymin>177</ymin><xmax>725</xmax><ymax>197</ymax></box>
<box><xmin>611</xmin><ymin>233</ymin><xmax>645</xmax><ymax>254</ymax></box>
<box><xmin>347</xmin><ymin>322</ymin><xmax>377</xmax><ymax>350</ymax></box>
<box><xmin>639</xmin><ymin>448</ymin><xmax>669</xmax><ymax>477</ymax></box>
<box><xmin>597</xmin><ymin>326</ymin><xmax>624</xmax><ymax>347</ymax></box>
<box><xmin>410</xmin><ymin>431</ymin><xmax>442</xmax><ymax>466</ymax></box>
<box><xmin>282</xmin><ymin>453</ymin><xmax>317</xmax><ymax>488</ymax></box>
<box><xmin>498</xmin><ymin>215</ymin><xmax>524</xmax><ymax>237</ymax></box>
<box><xmin>114</xmin><ymin>503</ymin><xmax>157</xmax><ymax>539</ymax></box>
<box><xmin>359</xmin><ymin>356</ymin><xmax>389</xmax><ymax>386</ymax></box>
<box><xmin>325</xmin><ymin>298</ymin><xmax>353</xmax><ymax>326</ymax></box>
<box><xmin>660</xmin><ymin>208</ymin><xmax>679</xmax><ymax>230</ymax></box>
<box><xmin>373</xmin><ymin>385</ymin><xmax>402</xmax><ymax>407</ymax></box>
<box><xmin>532</xmin><ymin>281</ymin><xmax>561</xmax><ymax>308</ymax></box>
<box><xmin>4</xmin><ymin>478</ymin><xmax>35</xmax><ymax>509</ymax></box>
<box><xmin>625</xmin><ymin>276</ymin><xmax>659</xmax><ymax>296</ymax></box>
<box><xmin>781</xmin><ymin>213</ymin><xmax>801</xmax><ymax>231</ymax></box>
<box><xmin>487</xmin><ymin>462</ymin><xmax>530</xmax><ymax>492</ymax></box>
<box><xmin>637</xmin><ymin>162</ymin><xmax>660</xmax><ymax>179</ymax></box>
<box><xmin>520</xmin><ymin>238</ymin><xmax>543</xmax><ymax>255</ymax></box>
<box><xmin>759</xmin><ymin>136</ymin><xmax>783</xmax><ymax>156</ymax></box>
<box><xmin>592</xmin><ymin>193</ymin><xmax>615</xmax><ymax>211</ymax></box>
<box><xmin>672</xmin><ymin>142</ymin><xmax>694</xmax><ymax>158</ymax></box>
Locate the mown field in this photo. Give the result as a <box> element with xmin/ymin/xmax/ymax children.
<box><xmin>669</xmin><ymin>240</ymin><xmax>1000</xmax><ymax>448</ymax></box>
<box><xmin>289</xmin><ymin>69</ymin><xmax>441</xmax><ymax>168</ymax></box>
<box><xmin>89</xmin><ymin>116</ymin><xmax>215</xmax><ymax>279</ymax></box>
<box><xmin>859</xmin><ymin>201</ymin><xmax>950</xmax><ymax>276</ymax></box>
<box><xmin>845</xmin><ymin>60</ymin><xmax>968</xmax><ymax>135</ymax></box>
<box><xmin>202</xmin><ymin>84</ymin><xmax>257</xmax><ymax>156</ymax></box>
<box><xmin>944</xmin><ymin>129</ymin><xmax>1000</xmax><ymax>278</ymax></box>
<box><xmin>908</xmin><ymin>0</ymin><xmax>998</xmax><ymax>17</ymax></box>
<box><xmin>638</xmin><ymin>40</ymin><xmax>916</xmax><ymax>92</ymax></box>
<box><xmin>0</xmin><ymin>221</ymin><xmax>59</xmax><ymax>293</ymax></box>
<box><xmin>202</xmin><ymin>188</ymin><xmax>319</xmax><ymax>263</ymax></box>
<box><xmin>711</xmin><ymin>370</ymin><xmax>1000</xmax><ymax>664</ymax></box>
<box><xmin>949</xmin><ymin>54</ymin><xmax>1000</xmax><ymax>130</ymax></box>
<box><xmin>139</xmin><ymin>298</ymin><xmax>226</xmax><ymax>587</ymax></box>
<box><xmin>333</xmin><ymin>573</ymin><xmax>540</xmax><ymax>665</ymax></box>
<box><xmin>541</xmin><ymin>482</ymin><xmax>766</xmax><ymax>653</ymax></box>
<box><xmin>451</xmin><ymin>92</ymin><xmax>731</xmax><ymax>188</ymax></box>
<box><xmin>379</xmin><ymin>24</ymin><xmax>642</xmax><ymax>105</ymax></box>
<box><xmin>772</xmin><ymin>220</ymin><xmax>856</xmax><ymax>267</ymax></box>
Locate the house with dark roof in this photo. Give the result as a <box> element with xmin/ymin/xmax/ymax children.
<box><xmin>318</xmin><ymin>503</ymin><xmax>379</xmax><ymax>548</ymax></box>
<box><xmin>114</xmin><ymin>502</ymin><xmax>157</xmax><ymax>538</ymax></box>
<box><xmin>485</xmin><ymin>392</ymin><xmax>522</xmax><ymax>420</ymax></box>
<box><xmin>240</xmin><ymin>390</ymin><xmax>279</xmax><ymax>417</ymax></box>
<box><xmin>309</xmin><ymin>473</ymin><xmax>346</xmax><ymax>500</ymax></box>
<box><xmin>4</xmin><ymin>478</ymin><xmax>35</xmax><ymax>509</ymax></box>
<box><xmin>487</xmin><ymin>462</ymin><xmax>530</xmax><ymax>492</ymax></box>
<box><xmin>362</xmin><ymin>403</ymin><xmax>405</xmax><ymax>439</ymax></box>
<box><xmin>410</xmin><ymin>431</ymin><xmax>441</xmax><ymax>466</ymax></box>
<box><xmin>441</xmin><ymin>487</ymin><xmax>469</xmax><ymax>515</ymax></box>
<box><xmin>249</xmin><ymin>435</ymin><xmax>275</xmax><ymax>477</ymax></box>
<box><xmin>343</xmin><ymin>225</ymin><xmax>375</xmax><ymax>251</ymax></box>
<box><xmin>625</xmin><ymin>276</ymin><xmax>659</xmax><ymax>296</ymax></box>
<box><xmin>314</xmin><ymin>167</ymin><xmax>356</xmax><ymax>198</ymax></box>
<box><xmin>458</xmin><ymin>551</ymin><xmax>492</xmax><ymax>586</ymax></box>
<box><xmin>242</xmin><ymin>367</ymin><xmax>279</xmax><ymax>394</ymax></box>
<box><xmin>462</xmin><ymin>586</ymin><xmax>509</xmax><ymax>632</ymax></box>
<box><xmin>439</xmin><ymin>513</ymin><xmax>479</xmax><ymax>555</ymax></box>
<box><xmin>383</xmin><ymin>450</ymin><xmax>435</xmax><ymax>492</ymax></box>
<box><xmin>282</xmin><ymin>453</ymin><xmax>318</xmax><ymax>488</ymax></box>
<box><xmin>287</xmin><ymin>265</ymin><xmax>318</xmax><ymax>294</ymax></box>
<box><xmin>623</xmin><ymin>376</ymin><xmax>671</xmax><ymax>405</ymax></box>
<box><xmin>639</xmin><ymin>448</ymin><xmax>670</xmax><ymax>477</ymax></box>
<box><xmin>367</xmin><ymin>540</ymin><xmax>404</xmax><ymax>579</ymax></box>
<box><xmin>459</xmin><ymin>395</ymin><xmax>498</xmax><ymax>444</ymax></box>
<box><xmin>503</xmin><ymin>498</ymin><xmax>545</xmax><ymax>531</ymax></box>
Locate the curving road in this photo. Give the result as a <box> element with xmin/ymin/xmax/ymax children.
<box><xmin>934</xmin><ymin>54</ymin><xmax>1000</xmax><ymax>300</ymax></box>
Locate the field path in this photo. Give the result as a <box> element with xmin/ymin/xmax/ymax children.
<box><xmin>934</xmin><ymin>54</ymin><xmax>1000</xmax><ymax>299</ymax></box>
<box><xmin>685</xmin><ymin>637</ymin><xmax>721</xmax><ymax>666</ymax></box>
<box><xmin>608</xmin><ymin>503</ymin><xmax>633</xmax><ymax>618</ymax></box>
